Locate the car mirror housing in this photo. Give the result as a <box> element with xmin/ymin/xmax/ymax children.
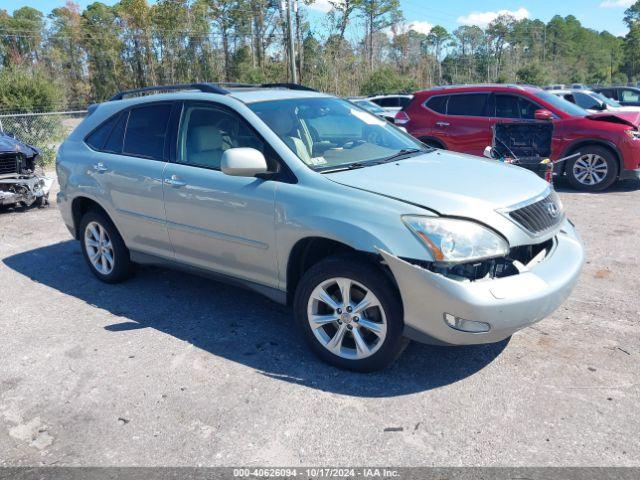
<box><xmin>534</xmin><ymin>109</ymin><xmax>553</xmax><ymax>121</ymax></box>
<box><xmin>221</xmin><ymin>148</ymin><xmax>268</xmax><ymax>177</ymax></box>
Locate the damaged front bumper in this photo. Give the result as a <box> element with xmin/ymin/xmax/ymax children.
<box><xmin>0</xmin><ymin>175</ymin><xmax>53</xmax><ymax>207</ymax></box>
<box><xmin>379</xmin><ymin>219</ymin><xmax>584</xmax><ymax>345</ymax></box>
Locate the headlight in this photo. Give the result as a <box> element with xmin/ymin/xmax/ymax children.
<box><xmin>402</xmin><ymin>216</ymin><xmax>509</xmax><ymax>264</ymax></box>
<box><xmin>625</xmin><ymin>129</ymin><xmax>640</xmax><ymax>140</ymax></box>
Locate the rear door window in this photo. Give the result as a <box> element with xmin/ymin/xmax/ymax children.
<box><xmin>373</xmin><ymin>98</ymin><xmax>398</xmax><ymax>107</ymax></box>
<box><xmin>398</xmin><ymin>97</ymin><xmax>412</xmax><ymax>108</ymax></box>
<box><xmin>447</xmin><ymin>94</ymin><xmax>489</xmax><ymax>116</ymax></box>
<box><xmin>620</xmin><ymin>89</ymin><xmax>640</xmax><ymax>103</ymax></box>
<box><xmin>598</xmin><ymin>88</ymin><xmax>616</xmax><ymax>100</ymax></box>
<box><xmin>123</xmin><ymin>104</ymin><xmax>172</xmax><ymax>160</ymax></box>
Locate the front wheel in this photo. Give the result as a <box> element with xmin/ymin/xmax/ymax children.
<box><xmin>566</xmin><ymin>146</ymin><xmax>618</xmax><ymax>191</ymax></box>
<box><xmin>294</xmin><ymin>254</ymin><xmax>407</xmax><ymax>372</ymax></box>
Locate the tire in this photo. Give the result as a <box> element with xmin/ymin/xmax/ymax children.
<box><xmin>566</xmin><ymin>145</ymin><xmax>618</xmax><ymax>191</ymax></box>
<box><xmin>293</xmin><ymin>254</ymin><xmax>408</xmax><ymax>372</ymax></box>
<box><xmin>79</xmin><ymin>209</ymin><xmax>133</xmax><ymax>283</ymax></box>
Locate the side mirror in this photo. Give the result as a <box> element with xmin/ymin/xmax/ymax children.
<box><xmin>595</xmin><ymin>102</ymin><xmax>607</xmax><ymax>111</ymax></box>
<box><xmin>221</xmin><ymin>148</ymin><xmax>268</xmax><ymax>177</ymax></box>
<box><xmin>534</xmin><ymin>109</ymin><xmax>553</xmax><ymax>121</ymax></box>
<box><xmin>483</xmin><ymin>146</ymin><xmax>495</xmax><ymax>159</ymax></box>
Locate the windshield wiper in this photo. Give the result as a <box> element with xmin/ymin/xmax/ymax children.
<box><xmin>380</xmin><ymin>148</ymin><xmax>423</xmax><ymax>163</ymax></box>
<box><xmin>318</xmin><ymin>161</ymin><xmax>379</xmax><ymax>174</ymax></box>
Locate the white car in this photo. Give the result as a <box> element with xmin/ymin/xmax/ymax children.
<box><xmin>366</xmin><ymin>94</ymin><xmax>413</xmax><ymax>118</ymax></box>
<box><xmin>548</xmin><ymin>89</ymin><xmax>640</xmax><ymax>114</ymax></box>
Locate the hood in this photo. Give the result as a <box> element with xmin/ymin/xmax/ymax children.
<box><xmin>0</xmin><ymin>133</ymin><xmax>39</xmax><ymax>156</ymax></box>
<box><xmin>586</xmin><ymin>111</ymin><xmax>640</xmax><ymax>128</ymax></box>
<box><xmin>326</xmin><ymin>150</ymin><xmax>549</xmax><ymax>221</ymax></box>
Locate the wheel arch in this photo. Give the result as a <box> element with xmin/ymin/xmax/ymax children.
<box><xmin>71</xmin><ymin>196</ymin><xmax>112</xmax><ymax>240</ymax></box>
<box><xmin>418</xmin><ymin>136</ymin><xmax>447</xmax><ymax>149</ymax></box>
<box><xmin>285</xmin><ymin>237</ymin><xmax>387</xmax><ymax>305</ymax></box>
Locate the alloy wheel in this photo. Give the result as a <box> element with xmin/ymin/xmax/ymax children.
<box><xmin>307</xmin><ymin>277</ymin><xmax>387</xmax><ymax>360</ymax></box>
<box><xmin>572</xmin><ymin>154</ymin><xmax>608</xmax><ymax>186</ymax></box>
<box><xmin>84</xmin><ymin>221</ymin><xmax>115</xmax><ymax>275</ymax></box>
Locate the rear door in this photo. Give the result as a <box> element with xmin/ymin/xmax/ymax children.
<box><xmin>162</xmin><ymin>101</ymin><xmax>279</xmax><ymax>288</ymax></box>
<box><xmin>439</xmin><ymin>93</ymin><xmax>492</xmax><ymax>155</ymax></box>
<box><xmin>597</xmin><ymin>88</ymin><xmax>618</xmax><ymax>101</ymax></box>
<box><xmin>84</xmin><ymin>102</ymin><xmax>175</xmax><ymax>258</ymax></box>
<box><xmin>618</xmin><ymin>88</ymin><xmax>640</xmax><ymax>106</ymax></box>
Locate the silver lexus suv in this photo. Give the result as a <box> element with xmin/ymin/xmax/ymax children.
<box><xmin>56</xmin><ymin>83</ymin><xmax>584</xmax><ymax>371</ymax></box>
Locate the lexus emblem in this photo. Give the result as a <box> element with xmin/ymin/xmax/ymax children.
<box><xmin>545</xmin><ymin>202</ymin><xmax>560</xmax><ymax>218</ymax></box>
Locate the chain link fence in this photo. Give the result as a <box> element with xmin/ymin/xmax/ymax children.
<box><xmin>0</xmin><ymin>110</ymin><xmax>87</xmax><ymax>166</ymax></box>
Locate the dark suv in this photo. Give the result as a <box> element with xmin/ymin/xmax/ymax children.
<box><xmin>594</xmin><ymin>86</ymin><xmax>640</xmax><ymax>107</ymax></box>
<box><xmin>395</xmin><ymin>84</ymin><xmax>640</xmax><ymax>191</ymax></box>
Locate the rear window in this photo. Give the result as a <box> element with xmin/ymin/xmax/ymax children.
<box><xmin>103</xmin><ymin>112</ymin><xmax>127</xmax><ymax>153</ymax></box>
<box><xmin>446</xmin><ymin>94</ymin><xmax>489</xmax><ymax>116</ymax></box>
<box><xmin>425</xmin><ymin>95</ymin><xmax>447</xmax><ymax>114</ymax></box>
<box><xmin>123</xmin><ymin>104</ymin><xmax>172</xmax><ymax>160</ymax></box>
<box><xmin>85</xmin><ymin>114</ymin><xmax>119</xmax><ymax>150</ymax></box>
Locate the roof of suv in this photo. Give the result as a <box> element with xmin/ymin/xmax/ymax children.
<box><xmin>105</xmin><ymin>83</ymin><xmax>328</xmax><ymax>107</ymax></box>
<box><xmin>415</xmin><ymin>84</ymin><xmax>542</xmax><ymax>95</ymax></box>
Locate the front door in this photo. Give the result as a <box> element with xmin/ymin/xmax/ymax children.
<box><xmin>162</xmin><ymin>101</ymin><xmax>278</xmax><ymax>288</ymax></box>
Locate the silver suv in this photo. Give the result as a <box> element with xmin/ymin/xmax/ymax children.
<box><xmin>56</xmin><ymin>83</ymin><xmax>584</xmax><ymax>371</ymax></box>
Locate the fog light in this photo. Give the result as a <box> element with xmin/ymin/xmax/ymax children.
<box><xmin>444</xmin><ymin>313</ymin><xmax>490</xmax><ymax>333</ymax></box>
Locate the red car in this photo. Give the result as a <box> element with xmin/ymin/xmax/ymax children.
<box><xmin>395</xmin><ymin>84</ymin><xmax>640</xmax><ymax>191</ymax></box>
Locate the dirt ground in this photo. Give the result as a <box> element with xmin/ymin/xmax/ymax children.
<box><xmin>0</xmin><ymin>174</ymin><xmax>638</xmax><ymax>466</ymax></box>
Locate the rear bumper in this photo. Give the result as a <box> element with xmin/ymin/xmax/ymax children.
<box><xmin>56</xmin><ymin>190</ymin><xmax>76</xmax><ymax>238</ymax></box>
<box><xmin>379</xmin><ymin>219</ymin><xmax>584</xmax><ymax>345</ymax></box>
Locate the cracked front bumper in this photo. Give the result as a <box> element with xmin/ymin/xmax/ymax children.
<box><xmin>380</xmin><ymin>219</ymin><xmax>584</xmax><ymax>345</ymax></box>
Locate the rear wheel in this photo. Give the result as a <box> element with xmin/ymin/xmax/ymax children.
<box><xmin>566</xmin><ymin>145</ymin><xmax>618</xmax><ymax>191</ymax></box>
<box><xmin>80</xmin><ymin>210</ymin><xmax>133</xmax><ymax>283</ymax></box>
<box><xmin>420</xmin><ymin>138</ymin><xmax>444</xmax><ymax>149</ymax></box>
<box><xmin>294</xmin><ymin>254</ymin><xmax>407</xmax><ymax>372</ymax></box>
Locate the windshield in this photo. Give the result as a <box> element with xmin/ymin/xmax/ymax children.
<box><xmin>591</xmin><ymin>91</ymin><xmax>621</xmax><ymax>108</ymax></box>
<box><xmin>536</xmin><ymin>91</ymin><xmax>588</xmax><ymax>117</ymax></box>
<box><xmin>249</xmin><ymin>97</ymin><xmax>427</xmax><ymax>171</ymax></box>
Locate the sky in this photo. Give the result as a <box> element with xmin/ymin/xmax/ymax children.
<box><xmin>0</xmin><ymin>0</ymin><xmax>634</xmax><ymax>37</ymax></box>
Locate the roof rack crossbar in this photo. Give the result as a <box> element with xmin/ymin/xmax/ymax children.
<box><xmin>109</xmin><ymin>83</ymin><xmax>230</xmax><ymax>101</ymax></box>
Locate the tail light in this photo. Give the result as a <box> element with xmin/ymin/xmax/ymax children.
<box><xmin>545</xmin><ymin>163</ymin><xmax>554</xmax><ymax>184</ymax></box>
<box><xmin>394</xmin><ymin>111</ymin><xmax>410</xmax><ymax>126</ymax></box>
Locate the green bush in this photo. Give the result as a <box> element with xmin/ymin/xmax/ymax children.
<box><xmin>0</xmin><ymin>68</ymin><xmax>65</xmax><ymax>112</ymax></box>
<box><xmin>360</xmin><ymin>67</ymin><xmax>418</xmax><ymax>96</ymax></box>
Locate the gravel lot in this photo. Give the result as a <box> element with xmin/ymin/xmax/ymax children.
<box><xmin>0</xmin><ymin>174</ymin><xmax>638</xmax><ymax>467</ymax></box>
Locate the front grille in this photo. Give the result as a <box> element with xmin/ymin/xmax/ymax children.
<box><xmin>0</xmin><ymin>153</ymin><xmax>19</xmax><ymax>176</ymax></box>
<box><xmin>506</xmin><ymin>190</ymin><xmax>564</xmax><ymax>235</ymax></box>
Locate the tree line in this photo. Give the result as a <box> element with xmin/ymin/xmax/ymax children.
<box><xmin>1</xmin><ymin>0</ymin><xmax>640</xmax><ymax>111</ymax></box>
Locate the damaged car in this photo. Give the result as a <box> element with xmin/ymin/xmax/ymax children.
<box><xmin>0</xmin><ymin>131</ymin><xmax>52</xmax><ymax>208</ymax></box>
<box><xmin>56</xmin><ymin>83</ymin><xmax>584</xmax><ymax>371</ymax></box>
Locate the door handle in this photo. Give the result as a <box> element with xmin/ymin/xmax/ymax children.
<box><xmin>165</xmin><ymin>175</ymin><xmax>187</xmax><ymax>187</ymax></box>
<box><xmin>93</xmin><ymin>162</ymin><xmax>107</xmax><ymax>173</ymax></box>
<box><xmin>436</xmin><ymin>121</ymin><xmax>450</xmax><ymax>127</ymax></box>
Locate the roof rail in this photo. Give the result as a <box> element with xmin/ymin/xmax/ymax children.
<box><xmin>260</xmin><ymin>83</ymin><xmax>317</xmax><ymax>91</ymax></box>
<box><xmin>108</xmin><ymin>83</ymin><xmax>229</xmax><ymax>101</ymax></box>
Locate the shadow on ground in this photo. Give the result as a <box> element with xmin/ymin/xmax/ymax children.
<box><xmin>554</xmin><ymin>178</ymin><xmax>640</xmax><ymax>194</ymax></box>
<box><xmin>4</xmin><ymin>240</ymin><xmax>509</xmax><ymax>397</ymax></box>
